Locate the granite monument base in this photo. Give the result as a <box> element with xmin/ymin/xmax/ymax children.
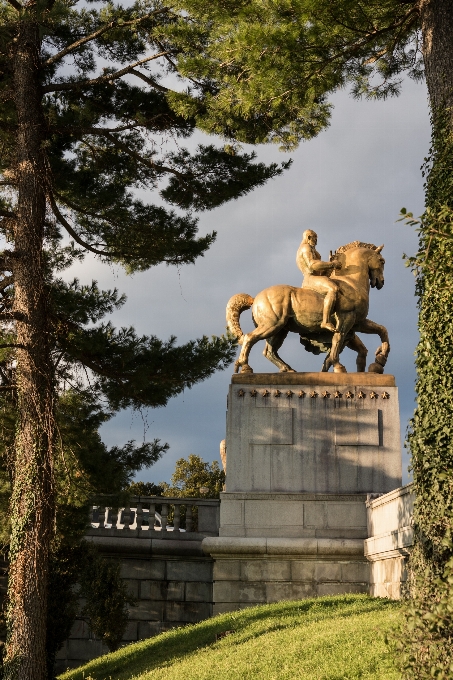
<box><xmin>203</xmin><ymin>373</ymin><xmax>402</xmax><ymax>610</ymax></box>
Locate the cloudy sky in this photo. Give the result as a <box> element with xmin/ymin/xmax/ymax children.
<box><xmin>69</xmin><ymin>77</ymin><xmax>430</xmax><ymax>486</ymax></box>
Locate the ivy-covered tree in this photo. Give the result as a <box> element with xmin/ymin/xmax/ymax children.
<box><xmin>0</xmin><ymin>2</ymin><xmax>291</xmax><ymax>677</ymax></box>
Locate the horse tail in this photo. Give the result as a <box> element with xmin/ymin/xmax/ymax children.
<box><xmin>226</xmin><ymin>293</ymin><xmax>254</xmax><ymax>344</ymax></box>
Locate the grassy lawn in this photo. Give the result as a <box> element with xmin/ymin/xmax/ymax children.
<box><xmin>58</xmin><ymin>594</ymin><xmax>402</xmax><ymax>680</ymax></box>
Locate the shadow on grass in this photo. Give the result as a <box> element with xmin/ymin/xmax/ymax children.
<box><xmin>60</xmin><ymin>595</ymin><xmax>399</xmax><ymax>680</ymax></box>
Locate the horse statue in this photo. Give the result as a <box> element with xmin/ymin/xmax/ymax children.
<box><xmin>226</xmin><ymin>241</ymin><xmax>390</xmax><ymax>374</ymax></box>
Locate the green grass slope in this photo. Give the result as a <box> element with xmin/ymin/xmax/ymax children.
<box><xmin>59</xmin><ymin>595</ymin><xmax>402</xmax><ymax>680</ymax></box>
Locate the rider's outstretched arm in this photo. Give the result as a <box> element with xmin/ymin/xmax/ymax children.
<box><xmin>309</xmin><ymin>260</ymin><xmax>336</xmax><ymax>273</ymax></box>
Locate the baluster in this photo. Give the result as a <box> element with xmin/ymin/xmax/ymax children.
<box><xmin>122</xmin><ymin>503</ymin><xmax>131</xmax><ymax>530</ymax></box>
<box><xmin>173</xmin><ymin>504</ymin><xmax>180</xmax><ymax>533</ymax></box>
<box><xmin>97</xmin><ymin>506</ymin><xmax>105</xmax><ymax>529</ymax></box>
<box><xmin>88</xmin><ymin>505</ymin><xmax>96</xmax><ymax>528</ymax></box>
<box><xmin>136</xmin><ymin>501</ymin><xmax>144</xmax><ymax>531</ymax></box>
<box><xmin>161</xmin><ymin>503</ymin><xmax>168</xmax><ymax>532</ymax></box>
<box><xmin>149</xmin><ymin>503</ymin><xmax>156</xmax><ymax>530</ymax></box>
<box><xmin>186</xmin><ymin>505</ymin><xmax>193</xmax><ymax>533</ymax></box>
<box><xmin>110</xmin><ymin>507</ymin><xmax>118</xmax><ymax>530</ymax></box>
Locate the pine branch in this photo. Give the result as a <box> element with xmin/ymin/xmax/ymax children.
<box><xmin>48</xmin><ymin>193</ymin><xmax>111</xmax><ymax>257</ymax></box>
<box><xmin>42</xmin><ymin>10</ymin><xmax>168</xmax><ymax>68</ymax></box>
<box><xmin>154</xmin><ymin>38</ymin><xmax>208</xmax><ymax>91</ymax></box>
<box><xmin>0</xmin><ymin>311</ymin><xmax>26</xmax><ymax>321</ymax></box>
<box><xmin>5</xmin><ymin>0</ymin><xmax>22</xmax><ymax>11</ymax></box>
<box><xmin>0</xmin><ymin>210</ymin><xmax>16</xmax><ymax>219</ymax></box>
<box><xmin>0</xmin><ymin>251</ymin><xmax>19</xmax><ymax>273</ymax></box>
<box><xmin>129</xmin><ymin>69</ymin><xmax>169</xmax><ymax>92</ymax></box>
<box><xmin>0</xmin><ymin>276</ymin><xmax>14</xmax><ymax>291</ymax></box>
<box><xmin>326</xmin><ymin>5</ymin><xmax>417</xmax><ymax>40</ymax></box>
<box><xmin>49</xmin><ymin>192</ymin><xmax>144</xmax><ymax>260</ymax></box>
<box><xmin>299</xmin><ymin>8</ymin><xmax>418</xmax><ymax>91</ymax></box>
<box><xmin>54</xmin><ymin>193</ymin><xmax>109</xmax><ymax>224</ymax></box>
<box><xmin>87</xmin><ymin>129</ymin><xmax>186</xmax><ymax>180</ymax></box>
<box><xmin>43</xmin><ymin>52</ymin><xmax>170</xmax><ymax>94</ymax></box>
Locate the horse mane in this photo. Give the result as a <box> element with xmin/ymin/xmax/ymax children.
<box><xmin>335</xmin><ymin>241</ymin><xmax>378</xmax><ymax>254</ymax></box>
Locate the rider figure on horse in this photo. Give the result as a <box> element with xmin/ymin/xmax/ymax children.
<box><xmin>296</xmin><ymin>229</ymin><xmax>342</xmax><ymax>333</ymax></box>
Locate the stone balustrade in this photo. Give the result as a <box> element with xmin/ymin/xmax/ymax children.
<box><xmin>88</xmin><ymin>496</ymin><xmax>220</xmax><ymax>536</ymax></box>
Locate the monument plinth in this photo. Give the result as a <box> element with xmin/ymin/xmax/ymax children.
<box><xmin>203</xmin><ymin>373</ymin><xmax>402</xmax><ymax>614</ymax></box>
<box><xmin>226</xmin><ymin>372</ymin><xmax>400</xmax><ymax>498</ymax></box>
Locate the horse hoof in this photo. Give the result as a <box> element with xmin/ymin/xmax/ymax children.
<box><xmin>280</xmin><ymin>368</ymin><xmax>296</xmax><ymax>373</ymax></box>
<box><xmin>240</xmin><ymin>365</ymin><xmax>254</xmax><ymax>374</ymax></box>
<box><xmin>368</xmin><ymin>362</ymin><xmax>384</xmax><ymax>374</ymax></box>
<box><xmin>333</xmin><ymin>364</ymin><xmax>347</xmax><ymax>373</ymax></box>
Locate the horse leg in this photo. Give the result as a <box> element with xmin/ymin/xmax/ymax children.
<box><xmin>322</xmin><ymin>354</ymin><xmax>333</xmax><ymax>372</ymax></box>
<box><xmin>236</xmin><ymin>320</ymin><xmax>289</xmax><ymax>373</ymax></box>
<box><xmin>354</xmin><ymin>318</ymin><xmax>390</xmax><ymax>356</ymax></box>
<box><xmin>346</xmin><ymin>333</ymin><xmax>368</xmax><ymax>372</ymax></box>
<box><xmin>328</xmin><ymin>313</ymin><xmax>355</xmax><ymax>373</ymax></box>
<box><xmin>263</xmin><ymin>329</ymin><xmax>295</xmax><ymax>372</ymax></box>
<box><xmin>329</xmin><ymin>332</ymin><xmax>347</xmax><ymax>373</ymax></box>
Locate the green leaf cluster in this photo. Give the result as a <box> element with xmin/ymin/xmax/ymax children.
<box><xmin>161</xmin><ymin>453</ymin><xmax>225</xmax><ymax>498</ymax></box>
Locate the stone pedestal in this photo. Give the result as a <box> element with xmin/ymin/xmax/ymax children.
<box><xmin>203</xmin><ymin>373</ymin><xmax>402</xmax><ymax>613</ymax></box>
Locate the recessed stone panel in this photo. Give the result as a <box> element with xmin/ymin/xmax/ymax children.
<box><xmin>249</xmin><ymin>407</ymin><xmax>293</xmax><ymax>445</ymax></box>
<box><xmin>335</xmin><ymin>409</ymin><xmax>379</xmax><ymax>446</ymax></box>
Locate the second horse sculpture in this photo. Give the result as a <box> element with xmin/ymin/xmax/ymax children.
<box><xmin>226</xmin><ymin>241</ymin><xmax>390</xmax><ymax>374</ymax></box>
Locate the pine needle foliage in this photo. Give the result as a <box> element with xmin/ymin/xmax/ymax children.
<box><xmin>173</xmin><ymin>0</ymin><xmax>421</xmax><ymax>149</ymax></box>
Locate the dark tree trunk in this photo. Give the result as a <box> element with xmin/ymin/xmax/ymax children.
<box><xmin>3</xmin><ymin>16</ymin><xmax>55</xmax><ymax>680</ymax></box>
<box><xmin>419</xmin><ymin>0</ymin><xmax>453</xmax><ymax>118</ymax></box>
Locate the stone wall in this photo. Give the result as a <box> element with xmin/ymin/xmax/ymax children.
<box><xmin>46</xmin><ymin>482</ymin><xmax>419</xmax><ymax>673</ymax></box>
<box><xmin>55</xmin><ymin>501</ymin><xmax>219</xmax><ymax>674</ymax></box>
<box><xmin>203</xmin><ymin>536</ymin><xmax>369</xmax><ymax>615</ymax></box>
<box><xmin>218</xmin><ymin>492</ymin><xmax>369</xmax><ymax>539</ymax></box>
<box><xmin>365</xmin><ymin>484</ymin><xmax>414</xmax><ymax>599</ymax></box>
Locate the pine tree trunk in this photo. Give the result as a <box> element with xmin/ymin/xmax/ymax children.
<box><xmin>419</xmin><ymin>0</ymin><xmax>453</xmax><ymax>117</ymax></box>
<box><xmin>3</xmin><ymin>16</ymin><xmax>55</xmax><ymax>680</ymax></box>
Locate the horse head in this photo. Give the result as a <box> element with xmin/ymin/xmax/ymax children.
<box><xmin>333</xmin><ymin>241</ymin><xmax>385</xmax><ymax>290</ymax></box>
<box><xmin>368</xmin><ymin>245</ymin><xmax>385</xmax><ymax>290</ymax></box>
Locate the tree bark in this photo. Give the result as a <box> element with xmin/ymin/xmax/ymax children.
<box><xmin>419</xmin><ymin>0</ymin><xmax>453</xmax><ymax>118</ymax></box>
<box><xmin>3</xmin><ymin>15</ymin><xmax>55</xmax><ymax>680</ymax></box>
